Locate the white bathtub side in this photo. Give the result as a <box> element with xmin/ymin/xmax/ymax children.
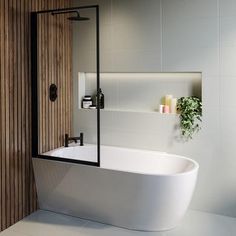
<box><xmin>33</xmin><ymin>158</ymin><xmax>198</xmax><ymax>231</ymax></box>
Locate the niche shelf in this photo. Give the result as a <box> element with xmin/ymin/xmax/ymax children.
<box><xmin>79</xmin><ymin>108</ymin><xmax>178</xmax><ymax>115</ymax></box>
<box><xmin>78</xmin><ymin>72</ymin><xmax>202</xmax><ymax>114</ymax></box>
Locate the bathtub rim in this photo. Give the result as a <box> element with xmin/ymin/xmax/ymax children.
<box><xmin>36</xmin><ymin>145</ymin><xmax>199</xmax><ymax>177</ymax></box>
<box><xmin>35</xmin><ymin>154</ymin><xmax>100</xmax><ymax>167</ymax></box>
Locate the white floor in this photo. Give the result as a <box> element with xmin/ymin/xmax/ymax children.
<box><xmin>1</xmin><ymin>210</ymin><xmax>236</xmax><ymax>236</ymax></box>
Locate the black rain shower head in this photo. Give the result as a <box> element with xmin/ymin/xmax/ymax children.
<box><xmin>51</xmin><ymin>10</ymin><xmax>90</xmax><ymax>21</ymax></box>
<box><xmin>68</xmin><ymin>12</ymin><xmax>90</xmax><ymax>21</ymax></box>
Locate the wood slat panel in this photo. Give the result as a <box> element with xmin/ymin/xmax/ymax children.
<box><xmin>37</xmin><ymin>4</ymin><xmax>72</xmax><ymax>154</ymax></box>
<box><xmin>0</xmin><ymin>0</ymin><xmax>72</xmax><ymax>231</ymax></box>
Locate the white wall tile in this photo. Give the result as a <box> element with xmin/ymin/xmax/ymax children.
<box><xmin>220</xmin><ymin>46</ymin><xmax>236</xmax><ymax>76</ymax></box>
<box><xmin>111</xmin><ymin>19</ymin><xmax>161</xmax><ymax>52</ymax></box>
<box><xmin>162</xmin><ymin>0</ymin><xmax>218</xmax><ymax>19</ymax></box>
<box><xmin>163</xmin><ymin>46</ymin><xmax>219</xmax><ymax>76</ymax></box>
<box><xmin>100</xmin><ymin>78</ymin><xmax>119</xmax><ymax>109</ymax></box>
<box><xmin>220</xmin><ymin>16</ymin><xmax>236</xmax><ymax>47</ymax></box>
<box><xmin>110</xmin><ymin>0</ymin><xmax>162</xmax><ymax>71</ymax></box>
<box><xmin>219</xmin><ymin>0</ymin><xmax>236</xmax><ymax>17</ymax></box>
<box><xmin>220</xmin><ymin>108</ymin><xmax>236</xmax><ymax>144</ymax></box>
<box><xmin>112</xmin><ymin>49</ymin><xmax>162</xmax><ymax>72</ymax></box>
<box><xmin>112</xmin><ymin>0</ymin><xmax>161</xmax><ymax>27</ymax></box>
<box><xmin>202</xmin><ymin>77</ymin><xmax>220</xmax><ymax>109</ymax></box>
<box><xmin>100</xmin><ymin>111</ymin><xmax>115</xmax><ymax>129</ymax></box>
<box><xmin>72</xmin><ymin>0</ymin><xmax>236</xmax><ymax>218</ymax></box>
<box><xmin>163</xmin><ymin>17</ymin><xmax>219</xmax><ymax>49</ymax></box>
<box><xmin>162</xmin><ymin>6</ymin><xmax>219</xmax><ymax>75</ymax></box>
<box><xmin>220</xmin><ymin>77</ymin><xmax>236</xmax><ymax>108</ymax></box>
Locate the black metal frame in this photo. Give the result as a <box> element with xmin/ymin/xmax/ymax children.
<box><xmin>31</xmin><ymin>5</ymin><xmax>100</xmax><ymax>167</ymax></box>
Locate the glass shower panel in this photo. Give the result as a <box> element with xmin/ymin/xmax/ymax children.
<box><xmin>72</xmin><ymin>8</ymin><xmax>99</xmax><ymax>164</ymax></box>
<box><xmin>35</xmin><ymin>7</ymin><xmax>99</xmax><ymax>165</ymax></box>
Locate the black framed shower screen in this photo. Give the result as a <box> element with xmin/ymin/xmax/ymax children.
<box><xmin>31</xmin><ymin>5</ymin><xmax>101</xmax><ymax>166</ymax></box>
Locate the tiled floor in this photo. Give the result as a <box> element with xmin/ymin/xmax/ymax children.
<box><xmin>1</xmin><ymin>209</ymin><xmax>236</xmax><ymax>236</ymax></box>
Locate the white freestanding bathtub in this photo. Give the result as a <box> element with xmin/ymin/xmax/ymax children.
<box><xmin>32</xmin><ymin>144</ymin><xmax>199</xmax><ymax>231</ymax></box>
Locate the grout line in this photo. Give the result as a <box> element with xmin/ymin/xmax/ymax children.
<box><xmin>160</xmin><ymin>0</ymin><xmax>163</xmax><ymax>71</ymax></box>
<box><xmin>110</xmin><ymin>0</ymin><xmax>114</xmax><ymax>71</ymax></box>
<box><xmin>217</xmin><ymin>0</ymin><xmax>221</xmax><ymax>77</ymax></box>
<box><xmin>217</xmin><ymin>0</ymin><xmax>222</xmax><ymax>146</ymax></box>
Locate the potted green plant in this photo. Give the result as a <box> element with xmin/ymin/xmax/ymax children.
<box><xmin>177</xmin><ymin>96</ymin><xmax>202</xmax><ymax>140</ymax></box>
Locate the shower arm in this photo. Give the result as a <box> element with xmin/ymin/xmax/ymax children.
<box><xmin>51</xmin><ymin>10</ymin><xmax>78</xmax><ymax>16</ymax></box>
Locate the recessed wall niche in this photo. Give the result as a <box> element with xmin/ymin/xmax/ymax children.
<box><xmin>73</xmin><ymin>72</ymin><xmax>202</xmax><ymax>151</ymax></box>
<box><xmin>77</xmin><ymin>72</ymin><xmax>202</xmax><ymax>113</ymax></box>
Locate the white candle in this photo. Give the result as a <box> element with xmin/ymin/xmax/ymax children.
<box><xmin>159</xmin><ymin>104</ymin><xmax>164</xmax><ymax>113</ymax></box>
<box><xmin>165</xmin><ymin>95</ymin><xmax>173</xmax><ymax>107</ymax></box>
<box><xmin>171</xmin><ymin>98</ymin><xmax>177</xmax><ymax>114</ymax></box>
<box><xmin>163</xmin><ymin>105</ymin><xmax>170</xmax><ymax>113</ymax></box>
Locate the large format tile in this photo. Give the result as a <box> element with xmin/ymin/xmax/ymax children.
<box><xmin>162</xmin><ymin>0</ymin><xmax>218</xmax><ymax>19</ymax></box>
<box><xmin>69</xmin><ymin>0</ymin><xmax>236</xmax><ymax>219</ymax></box>
<box><xmin>162</xmin><ymin>45</ymin><xmax>219</xmax><ymax>76</ymax></box>
<box><xmin>220</xmin><ymin>46</ymin><xmax>236</xmax><ymax>76</ymax></box>
<box><xmin>220</xmin><ymin>77</ymin><xmax>236</xmax><ymax>108</ymax></box>
<box><xmin>111</xmin><ymin>49</ymin><xmax>162</xmax><ymax>72</ymax></box>
<box><xmin>162</xmin><ymin>17</ymin><xmax>219</xmax><ymax>49</ymax></box>
<box><xmin>220</xmin><ymin>16</ymin><xmax>236</xmax><ymax>47</ymax></box>
<box><xmin>219</xmin><ymin>0</ymin><xmax>236</xmax><ymax>17</ymax></box>
<box><xmin>202</xmin><ymin>76</ymin><xmax>220</xmax><ymax>109</ymax></box>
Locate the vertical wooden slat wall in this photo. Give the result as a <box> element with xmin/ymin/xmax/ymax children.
<box><xmin>37</xmin><ymin>2</ymin><xmax>72</xmax><ymax>154</ymax></box>
<box><xmin>0</xmin><ymin>0</ymin><xmax>72</xmax><ymax>231</ymax></box>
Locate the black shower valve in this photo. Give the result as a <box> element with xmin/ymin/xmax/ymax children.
<box><xmin>49</xmin><ymin>84</ymin><xmax>58</xmax><ymax>102</ymax></box>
